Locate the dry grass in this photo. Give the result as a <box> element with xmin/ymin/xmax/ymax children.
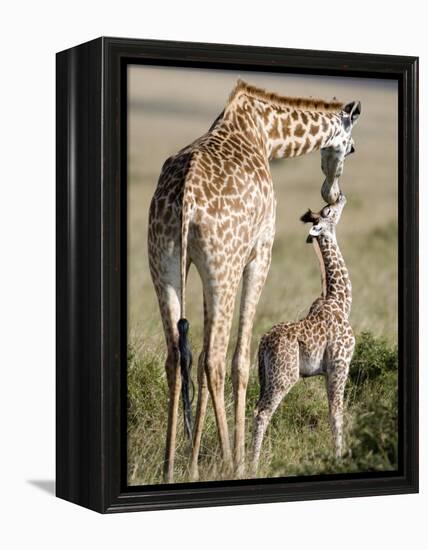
<box><xmin>127</xmin><ymin>67</ymin><xmax>398</xmax><ymax>485</ymax></box>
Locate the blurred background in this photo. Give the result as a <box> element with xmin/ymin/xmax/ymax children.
<box><xmin>127</xmin><ymin>65</ymin><xmax>398</xmax><ymax>485</ymax></box>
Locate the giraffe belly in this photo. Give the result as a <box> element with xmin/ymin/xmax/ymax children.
<box><xmin>299</xmin><ymin>349</ymin><xmax>325</xmax><ymax>377</ymax></box>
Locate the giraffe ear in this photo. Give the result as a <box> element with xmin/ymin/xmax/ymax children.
<box><xmin>343</xmin><ymin>100</ymin><xmax>361</xmax><ymax>124</ymax></box>
<box><xmin>300</xmin><ymin>209</ymin><xmax>320</xmax><ymax>224</ymax></box>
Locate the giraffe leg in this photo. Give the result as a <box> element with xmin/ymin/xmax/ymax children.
<box><xmin>163</xmin><ymin>344</ymin><xmax>181</xmax><ymax>483</ymax></box>
<box><xmin>250</xmin><ymin>393</ymin><xmax>283</xmax><ymax>477</ymax></box>
<box><xmin>325</xmin><ymin>358</ymin><xmax>350</xmax><ymax>458</ymax></box>
<box><xmin>190</xmin><ymin>297</ymin><xmax>209</xmax><ymax>481</ymax></box>
<box><xmin>250</xmin><ymin>343</ymin><xmax>299</xmax><ymax>476</ymax></box>
<box><xmin>232</xmin><ymin>239</ymin><xmax>273</xmax><ymax>476</ymax></box>
<box><xmin>149</xmin><ymin>246</ymin><xmax>187</xmax><ymax>483</ymax></box>
<box><xmin>189</xmin><ymin>350</ymin><xmax>209</xmax><ymax>480</ymax></box>
<box><xmin>158</xmin><ymin>290</ymin><xmax>181</xmax><ymax>483</ymax></box>
<box><xmin>250</xmin><ymin>378</ymin><xmax>298</xmax><ymax>476</ymax></box>
<box><xmin>201</xmin><ymin>283</ymin><xmax>240</xmax><ymax>477</ymax></box>
<box><xmin>204</xmin><ymin>318</ymin><xmax>233</xmax><ymax>476</ymax></box>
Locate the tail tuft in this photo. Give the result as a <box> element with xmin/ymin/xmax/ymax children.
<box><xmin>177</xmin><ymin>318</ymin><xmax>194</xmax><ymax>440</ymax></box>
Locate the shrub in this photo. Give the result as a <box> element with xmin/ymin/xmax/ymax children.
<box><xmin>349</xmin><ymin>331</ymin><xmax>397</xmax><ymax>385</ymax></box>
<box><xmin>346</xmin><ymin>389</ymin><xmax>398</xmax><ymax>471</ymax></box>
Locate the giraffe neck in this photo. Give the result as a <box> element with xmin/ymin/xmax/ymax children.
<box><xmin>312</xmin><ymin>239</ymin><xmax>327</xmax><ymax>299</ymax></box>
<box><xmin>224</xmin><ymin>93</ymin><xmax>342</xmax><ymax>160</ymax></box>
<box><xmin>316</xmin><ymin>234</ymin><xmax>352</xmax><ymax>316</ymax></box>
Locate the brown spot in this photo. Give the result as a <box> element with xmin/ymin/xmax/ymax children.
<box><xmin>223</xmin><ymin>176</ymin><xmax>235</xmax><ymax>195</ymax></box>
<box><xmin>322</xmin><ymin>118</ymin><xmax>329</xmax><ymax>133</ymax></box>
<box><xmin>193</xmin><ymin>187</ymin><xmax>206</xmax><ymax>204</ymax></box>
<box><xmin>294</xmin><ymin>123</ymin><xmax>305</xmax><ymax>138</ymax></box>
<box><xmin>301</xmin><ymin>137</ymin><xmax>311</xmax><ymax>154</ymax></box>
<box><xmin>269</xmin><ymin>118</ymin><xmax>281</xmax><ymax>140</ymax></box>
<box><xmin>224</xmin><ymin>160</ymin><xmax>235</xmax><ymax>174</ymax></box>
<box><xmin>284</xmin><ymin>142</ymin><xmax>293</xmax><ymax>157</ymax></box>
<box><xmin>237</xmin><ymin>115</ymin><xmax>248</xmax><ymax>133</ymax></box>
<box><xmin>309</xmin><ymin>124</ymin><xmax>319</xmax><ymax>136</ymax></box>
<box><xmin>283</xmin><ymin>119</ymin><xmax>291</xmax><ymax>138</ymax></box>
<box><xmin>204</xmin><ymin>184</ymin><xmax>214</xmax><ymax>201</ymax></box>
<box><xmin>291</xmin><ymin>111</ymin><xmax>299</xmax><ymax>121</ymax></box>
<box><xmin>234</xmin><ymin>151</ymin><xmax>244</xmax><ymax>163</ymax></box>
<box><xmin>259</xmin><ymin>108</ymin><xmax>270</xmax><ymax>125</ymax></box>
<box><xmin>314</xmin><ymin>136</ymin><xmax>323</xmax><ymax>150</ymax></box>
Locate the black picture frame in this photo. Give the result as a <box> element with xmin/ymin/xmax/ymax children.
<box><xmin>56</xmin><ymin>37</ymin><xmax>419</xmax><ymax>513</ymax></box>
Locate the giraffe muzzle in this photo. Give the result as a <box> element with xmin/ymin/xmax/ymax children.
<box><xmin>321</xmin><ymin>177</ymin><xmax>341</xmax><ymax>205</ymax></box>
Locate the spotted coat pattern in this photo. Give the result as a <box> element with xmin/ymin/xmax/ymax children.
<box><xmin>147</xmin><ymin>80</ymin><xmax>358</xmax><ymax>483</ymax></box>
<box><xmin>250</xmin><ymin>196</ymin><xmax>355</xmax><ymax>475</ymax></box>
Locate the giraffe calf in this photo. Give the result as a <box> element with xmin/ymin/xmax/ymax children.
<box><xmin>250</xmin><ymin>193</ymin><xmax>355</xmax><ymax>475</ymax></box>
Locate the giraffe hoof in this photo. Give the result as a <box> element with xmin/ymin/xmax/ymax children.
<box><xmin>219</xmin><ymin>460</ymin><xmax>234</xmax><ymax>480</ymax></box>
<box><xmin>189</xmin><ymin>467</ymin><xmax>200</xmax><ymax>482</ymax></box>
<box><xmin>234</xmin><ymin>462</ymin><xmax>246</xmax><ymax>479</ymax></box>
<box><xmin>249</xmin><ymin>467</ymin><xmax>258</xmax><ymax>479</ymax></box>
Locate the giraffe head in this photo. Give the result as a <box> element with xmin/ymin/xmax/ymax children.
<box><xmin>301</xmin><ymin>193</ymin><xmax>347</xmax><ymax>244</ymax></box>
<box><xmin>320</xmin><ymin>101</ymin><xmax>361</xmax><ymax>204</ymax></box>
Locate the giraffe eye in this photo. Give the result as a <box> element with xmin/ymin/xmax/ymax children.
<box><xmin>322</xmin><ymin>207</ymin><xmax>331</xmax><ymax>217</ymax></box>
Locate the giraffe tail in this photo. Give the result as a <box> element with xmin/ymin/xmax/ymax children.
<box><xmin>177</xmin><ymin>318</ymin><xmax>194</xmax><ymax>440</ymax></box>
<box><xmin>177</xmin><ymin>168</ymin><xmax>194</xmax><ymax>441</ymax></box>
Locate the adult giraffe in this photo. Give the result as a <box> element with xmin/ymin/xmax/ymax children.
<box><xmin>147</xmin><ymin>80</ymin><xmax>361</xmax><ymax>482</ymax></box>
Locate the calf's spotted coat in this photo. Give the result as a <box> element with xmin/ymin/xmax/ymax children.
<box><xmin>250</xmin><ymin>194</ymin><xmax>355</xmax><ymax>475</ymax></box>
<box><xmin>147</xmin><ymin>80</ymin><xmax>360</xmax><ymax>482</ymax></box>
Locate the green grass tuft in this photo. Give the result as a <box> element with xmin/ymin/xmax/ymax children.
<box><xmin>348</xmin><ymin>331</ymin><xmax>397</xmax><ymax>385</ymax></box>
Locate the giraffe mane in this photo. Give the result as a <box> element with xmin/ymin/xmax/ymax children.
<box><xmin>227</xmin><ymin>79</ymin><xmax>344</xmax><ymax>113</ymax></box>
<box><xmin>312</xmin><ymin>238</ymin><xmax>328</xmax><ymax>299</ymax></box>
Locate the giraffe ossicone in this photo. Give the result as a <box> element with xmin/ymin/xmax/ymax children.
<box><xmin>147</xmin><ymin>79</ymin><xmax>361</xmax><ymax>483</ymax></box>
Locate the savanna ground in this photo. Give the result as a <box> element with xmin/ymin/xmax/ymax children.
<box><xmin>127</xmin><ymin>67</ymin><xmax>398</xmax><ymax>485</ymax></box>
